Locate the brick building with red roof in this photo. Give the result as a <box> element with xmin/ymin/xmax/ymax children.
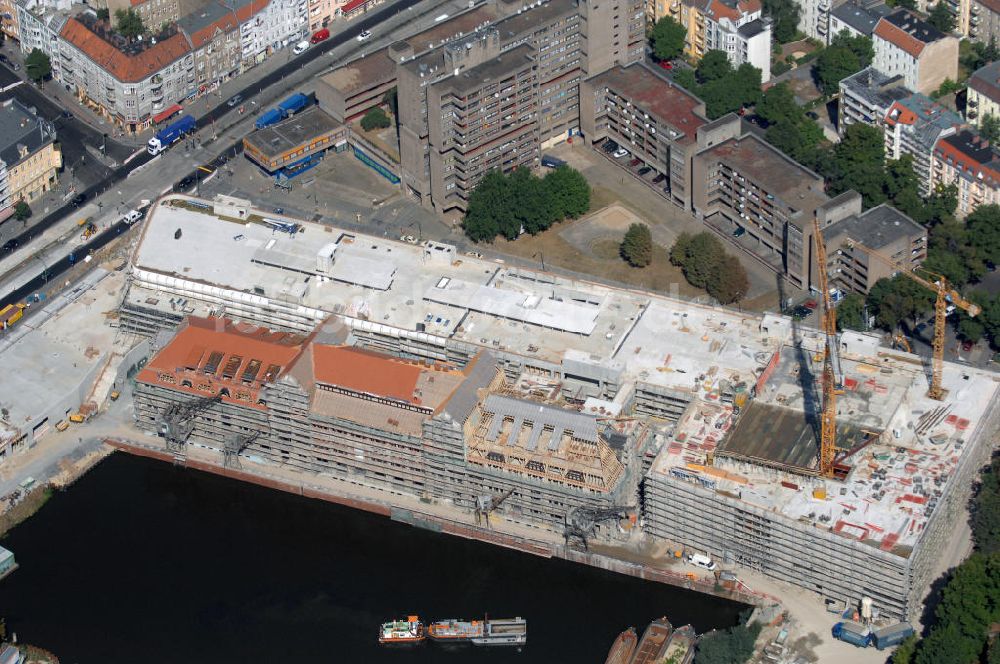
<box><xmin>872</xmin><ymin>9</ymin><xmax>958</xmax><ymax>95</ymax></box>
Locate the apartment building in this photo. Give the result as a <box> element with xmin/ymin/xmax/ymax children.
<box><xmin>0</xmin><ymin>99</ymin><xmax>60</xmax><ymax>230</ymax></box>
<box><xmin>579</xmin><ymin>63</ymin><xmax>709</xmax><ymax>209</ymax></box>
<box><xmin>827</xmin><ymin>0</ymin><xmax>889</xmax><ymax>43</ymax></box>
<box><xmin>970</xmin><ymin>0</ymin><xmax>1000</xmax><ymax>44</ymax></box>
<box><xmin>872</xmin><ymin>9</ymin><xmax>959</xmax><ymax>95</ymax></box>
<box><xmin>797</xmin><ymin>0</ymin><xmax>833</xmax><ymax>40</ymax></box>
<box><xmin>967</xmin><ymin>60</ymin><xmax>1000</xmax><ymax>128</ymax></box>
<box><xmin>691</xmin><ymin>129</ymin><xmax>830</xmax><ymax>290</ymax></box>
<box><xmin>823</xmin><ymin>203</ymin><xmax>927</xmax><ymax>294</ymax></box>
<box><xmin>235</xmin><ymin>0</ymin><xmax>307</xmax><ymax>63</ymax></box>
<box><xmin>669</xmin><ymin>0</ymin><xmax>770</xmax><ymax>80</ymax></box>
<box><xmin>58</xmin><ymin>16</ymin><xmax>193</xmax><ymax>133</ymax></box>
<box><xmin>932</xmin><ymin>129</ymin><xmax>1000</xmax><ymax>217</ymax></box>
<box><xmin>397</xmin><ymin>0</ymin><xmax>643</xmax><ymax>214</ymax></box>
<box><xmin>839</xmin><ymin>67</ymin><xmax>910</xmax><ymax>134</ymax></box>
<box><xmin>883</xmin><ymin>93</ymin><xmax>963</xmax><ymax>195</ymax></box>
<box><xmin>15</xmin><ymin>0</ymin><xmax>72</xmax><ymax>80</ymax></box>
<box><xmin>104</xmin><ymin>0</ymin><xmax>200</xmax><ymax>30</ymax></box>
<box><xmin>177</xmin><ymin>1</ymin><xmax>242</xmax><ymax>92</ymax></box>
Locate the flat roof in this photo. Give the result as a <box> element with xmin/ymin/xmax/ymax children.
<box><xmin>243</xmin><ymin>106</ymin><xmax>342</xmax><ymax>161</ymax></box>
<box><xmin>824</xmin><ymin>204</ymin><xmax>925</xmax><ymax>251</ymax></box>
<box><xmin>442</xmin><ymin>44</ymin><xmax>536</xmax><ymax>95</ymax></box>
<box><xmin>586</xmin><ymin>64</ymin><xmax>706</xmax><ymax>145</ymax></box>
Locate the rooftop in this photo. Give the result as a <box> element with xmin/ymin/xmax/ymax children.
<box><xmin>737</xmin><ymin>18</ymin><xmax>768</xmax><ymax>38</ymax></box>
<box><xmin>444</xmin><ymin>44</ymin><xmax>536</xmax><ymax>95</ymax></box>
<box><xmin>969</xmin><ymin>60</ymin><xmax>1000</xmax><ymax>105</ymax></box>
<box><xmin>243</xmin><ymin>106</ymin><xmax>344</xmax><ymax>162</ymax></box>
<box><xmin>704</xmin><ymin>0</ymin><xmax>761</xmax><ymax>22</ymax></box>
<box><xmin>831</xmin><ymin>0</ymin><xmax>890</xmax><ymax>36</ymax></box>
<box><xmin>0</xmin><ymin>99</ymin><xmax>56</xmax><ymax>168</ymax></box>
<box><xmin>698</xmin><ymin>133</ymin><xmax>828</xmax><ymax>225</ymax></box>
<box><xmin>177</xmin><ymin>1</ymin><xmax>239</xmax><ymax>48</ymax></box>
<box><xmin>586</xmin><ymin>64</ymin><xmax>706</xmax><ymax>145</ymax></box>
<box><xmin>824</xmin><ymin>203</ymin><xmax>926</xmax><ymax>251</ymax></box>
<box><xmin>61</xmin><ymin>17</ymin><xmax>191</xmax><ymax>83</ymax></box>
<box><xmin>840</xmin><ymin>66</ymin><xmax>911</xmax><ymax>108</ymax></box>
<box><xmin>935</xmin><ymin>129</ymin><xmax>1000</xmax><ymax>185</ymax></box>
<box><xmin>874</xmin><ymin>9</ymin><xmax>949</xmax><ymax>58</ymax></box>
<box><xmin>493</xmin><ymin>0</ymin><xmax>577</xmax><ymax>43</ymax></box>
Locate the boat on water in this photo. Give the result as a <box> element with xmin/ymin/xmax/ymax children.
<box><xmin>603</xmin><ymin>626</ymin><xmax>638</xmax><ymax>664</ymax></box>
<box><xmin>379</xmin><ymin>616</ymin><xmax>426</xmax><ymax>644</ymax></box>
<box><xmin>427</xmin><ymin>616</ymin><xmax>527</xmax><ymax>646</ymax></box>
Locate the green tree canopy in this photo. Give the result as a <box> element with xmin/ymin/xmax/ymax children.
<box><xmin>679</xmin><ymin>58</ymin><xmax>761</xmax><ymax>119</ymax></box>
<box><xmin>813</xmin><ymin>31</ymin><xmax>873</xmax><ymax>95</ymax></box>
<box><xmin>694</xmin><ymin>621</ymin><xmax>762</xmax><ymax>664</ymax></box>
<box><xmin>757</xmin><ymin>83</ymin><xmax>823</xmax><ymax>165</ymax></box>
<box><xmin>973</xmin><ymin>455</ymin><xmax>1000</xmax><ymax>554</ymax></box>
<box><xmin>25</xmin><ymin>49</ymin><xmax>51</xmax><ymax>83</ymax></box>
<box><xmin>542</xmin><ymin>165</ymin><xmax>590</xmax><ymax>220</ymax></box>
<box><xmin>981</xmin><ymin>115</ymin><xmax>1000</xmax><ymax>144</ymax></box>
<box><xmin>836</xmin><ymin>292</ymin><xmax>866</xmax><ymax>331</ymax></box>
<box><xmin>360</xmin><ymin>107</ymin><xmax>391</xmax><ymax>131</ymax></box>
<box><xmin>827</xmin><ymin>123</ymin><xmax>888</xmax><ymax>206</ymax></box>
<box><xmin>697</xmin><ymin>50</ymin><xmax>732</xmax><ymax>83</ymax></box>
<box><xmin>865</xmin><ymin>274</ymin><xmax>934</xmax><ymax>330</ymax></box>
<box><xmin>114</xmin><ymin>8</ymin><xmax>145</xmax><ymax>39</ymax></box>
<box><xmin>927</xmin><ymin>2</ymin><xmax>956</xmax><ymax>32</ymax></box>
<box><xmin>620</xmin><ymin>223</ymin><xmax>653</xmax><ymax>267</ymax></box>
<box><xmin>966</xmin><ymin>204</ymin><xmax>1000</xmax><ymax>268</ymax></box>
<box><xmin>762</xmin><ymin>0</ymin><xmax>801</xmax><ymax>43</ymax></box>
<box><xmin>670</xmin><ymin>232</ymin><xmax>749</xmax><ymax>303</ymax></box>
<box><xmin>709</xmin><ymin>255</ymin><xmax>750</xmax><ymax>304</ymax></box>
<box><xmin>13</xmin><ymin>201</ymin><xmax>31</xmax><ymax>221</ymax></box>
<box><xmin>650</xmin><ymin>16</ymin><xmax>687</xmax><ymax>61</ymax></box>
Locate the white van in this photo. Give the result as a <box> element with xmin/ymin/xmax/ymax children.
<box><xmin>688</xmin><ymin>553</ymin><xmax>717</xmax><ymax>571</ymax></box>
<box><xmin>292</xmin><ymin>40</ymin><xmax>309</xmax><ymax>55</ymax></box>
<box><xmin>122</xmin><ymin>209</ymin><xmax>142</xmax><ymax>225</ymax></box>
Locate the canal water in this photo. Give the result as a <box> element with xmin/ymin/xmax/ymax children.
<box><xmin>1</xmin><ymin>453</ymin><xmax>745</xmax><ymax>663</ymax></box>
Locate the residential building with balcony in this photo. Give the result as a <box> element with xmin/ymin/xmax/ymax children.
<box><xmin>931</xmin><ymin>129</ymin><xmax>1000</xmax><ymax>217</ymax></box>
<box><xmin>967</xmin><ymin>60</ymin><xmax>1000</xmax><ymax>128</ymax></box>
<box><xmin>691</xmin><ymin>132</ymin><xmax>831</xmax><ymax>290</ymax></box>
<box><xmin>872</xmin><ymin>9</ymin><xmax>959</xmax><ymax>95</ymax></box>
<box><xmin>177</xmin><ymin>0</ymin><xmax>242</xmax><ymax>93</ymax></box>
<box><xmin>580</xmin><ymin>62</ymin><xmax>711</xmax><ymax>209</ymax></box>
<box><xmin>397</xmin><ymin>0</ymin><xmax>643</xmax><ymax>214</ymax></box>
<box><xmin>822</xmin><ymin>202</ymin><xmax>927</xmax><ymax>294</ymax></box>
<box><xmin>838</xmin><ymin>66</ymin><xmax>911</xmax><ymax>135</ymax></box>
<box><xmin>14</xmin><ymin>0</ymin><xmax>72</xmax><ymax>82</ymax></box>
<box><xmin>797</xmin><ymin>0</ymin><xmax>834</xmax><ymax>40</ymax></box>
<box><xmin>0</xmin><ymin>98</ymin><xmax>61</xmax><ymax>229</ymax></box>
<box><xmin>234</xmin><ymin>0</ymin><xmax>307</xmax><ymax>70</ymax></box>
<box><xmin>827</xmin><ymin>0</ymin><xmax>890</xmax><ymax>44</ymax></box>
<box><xmin>882</xmin><ymin>92</ymin><xmax>963</xmax><ymax>195</ymax></box>
<box><xmin>675</xmin><ymin>0</ymin><xmax>771</xmax><ymax>80</ymax></box>
<box><xmin>969</xmin><ymin>0</ymin><xmax>1000</xmax><ymax>44</ymax></box>
<box><xmin>58</xmin><ymin>15</ymin><xmax>192</xmax><ymax>132</ymax></box>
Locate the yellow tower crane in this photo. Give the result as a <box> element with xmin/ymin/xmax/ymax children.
<box><xmin>812</xmin><ymin>219</ymin><xmax>839</xmax><ymax>477</ymax></box>
<box><xmin>842</xmin><ymin>239</ymin><xmax>981</xmax><ymax>401</ymax></box>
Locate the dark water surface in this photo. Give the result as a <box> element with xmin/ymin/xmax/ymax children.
<box><xmin>1</xmin><ymin>453</ymin><xmax>744</xmax><ymax>663</ymax></box>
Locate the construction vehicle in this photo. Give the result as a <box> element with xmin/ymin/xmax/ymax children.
<box><xmin>474</xmin><ymin>487</ymin><xmax>514</xmax><ymax>527</ymax></box>
<box><xmin>0</xmin><ymin>303</ymin><xmax>25</xmax><ymax>330</ymax></box>
<box><xmin>843</xmin><ymin>239</ymin><xmax>981</xmax><ymax>400</ymax></box>
<box><xmin>81</xmin><ymin>222</ymin><xmax>97</xmax><ymax>240</ymax></box>
<box><xmin>892</xmin><ymin>334</ymin><xmax>912</xmax><ymax>353</ymax></box>
<box><xmin>813</xmin><ymin>219</ymin><xmax>842</xmax><ymax>477</ymax></box>
<box><xmin>147</xmin><ymin>115</ymin><xmax>196</xmax><ymax>156</ymax></box>
<box><xmin>110</xmin><ymin>390</ymin><xmax>121</xmax><ymax>401</ymax></box>
<box><xmin>55</xmin><ymin>420</ymin><xmax>70</xmax><ymax>431</ymax></box>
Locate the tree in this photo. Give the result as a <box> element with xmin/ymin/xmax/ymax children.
<box><xmin>709</xmin><ymin>255</ymin><xmax>749</xmax><ymax>304</ymax></box>
<box><xmin>694</xmin><ymin>621</ymin><xmax>762</xmax><ymax>664</ymax></box>
<box><xmin>814</xmin><ymin>42</ymin><xmax>861</xmax><ymax>95</ymax></box>
<box><xmin>893</xmin><ymin>635</ymin><xmax>919</xmax><ymax>664</ymax></box>
<box><xmin>671</xmin><ymin>232</ymin><xmax>725</xmax><ymax>288</ymax></box>
<box><xmin>114</xmin><ymin>8</ymin><xmax>145</xmax><ymax>39</ymax></box>
<box><xmin>360</xmin><ymin>107</ymin><xmax>391</xmax><ymax>131</ymax></box>
<box><xmin>927</xmin><ymin>2</ymin><xmax>956</xmax><ymax>32</ymax></box>
<box><xmin>697</xmin><ymin>50</ymin><xmax>732</xmax><ymax>83</ymax></box>
<box><xmin>757</xmin><ymin>83</ymin><xmax>823</xmax><ymax>164</ymax></box>
<box><xmin>832</xmin><ymin>30</ymin><xmax>874</xmax><ymax>67</ymax></box>
<box><xmin>382</xmin><ymin>88</ymin><xmax>398</xmax><ymax>118</ymax></box>
<box><xmin>649</xmin><ymin>16</ymin><xmax>687</xmax><ymax>62</ymax></box>
<box><xmin>981</xmin><ymin>115</ymin><xmax>1000</xmax><ymax>144</ymax></box>
<box><xmin>973</xmin><ymin>455</ymin><xmax>1000</xmax><ymax>554</ymax></box>
<box><xmin>25</xmin><ymin>49</ymin><xmax>50</xmax><ymax>83</ymax></box>
<box><xmin>836</xmin><ymin>293</ymin><xmax>866</xmax><ymax>331</ymax></box>
<box><xmin>96</xmin><ymin>7</ymin><xmax>109</xmax><ymax>20</ymax></box>
<box><xmin>966</xmin><ymin>204</ymin><xmax>1000</xmax><ymax>268</ymax></box>
<box><xmin>866</xmin><ymin>274</ymin><xmax>934</xmax><ymax>330</ymax></box>
<box><xmin>542</xmin><ymin>165</ymin><xmax>590</xmax><ymax>220</ymax></box>
<box><xmin>463</xmin><ymin>170</ymin><xmax>511</xmax><ymax>242</ymax></box>
<box><xmin>827</xmin><ymin>123</ymin><xmax>888</xmax><ymax>206</ymax></box>
<box><xmin>620</xmin><ymin>223</ymin><xmax>653</xmax><ymax>267</ymax></box>
<box><xmin>762</xmin><ymin>0</ymin><xmax>801</xmax><ymax>43</ymax></box>
<box><xmin>13</xmin><ymin>201</ymin><xmax>30</xmax><ymax>221</ymax></box>
<box><xmin>511</xmin><ymin>167</ymin><xmax>554</xmax><ymax>235</ymax></box>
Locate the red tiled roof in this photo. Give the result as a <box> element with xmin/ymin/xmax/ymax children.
<box><xmin>883</xmin><ymin>101</ymin><xmax>916</xmax><ymax>126</ymax></box>
<box><xmin>61</xmin><ymin>18</ymin><xmax>191</xmax><ymax>83</ymax></box>
<box><xmin>705</xmin><ymin>0</ymin><xmax>760</xmax><ymax>21</ymax></box>
<box><xmin>137</xmin><ymin>317</ymin><xmax>307</xmax><ymax>409</ymax></box>
<box><xmin>233</xmin><ymin>0</ymin><xmax>270</xmax><ymax>22</ymax></box>
<box><xmin>188</xmin><ymin>15</ymin><xmax>239</xmax><ymax>49</ymax></box>
<box><xmin>934</xmin><ymin>133</ymin><xmax>1000</xmax><ymax>186</ymax></box>
<box><xmin>312</xmin><ymin>345</ymin><xmax>429</xmax><ymax>404</ymax></box>
<box><xmin>874</xmin><ymin>17</ymin><xmax>926</xmax><ymax>58</ymax></box>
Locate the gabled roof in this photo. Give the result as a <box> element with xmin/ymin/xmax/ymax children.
<box><xmin>177</xmin><ymin>1</ymin><xmax>239</xmax><ymax>49</ymax></box>
<box><xmin>0</xmin><ymin>98</ymin><xmax>55</xmax><ymax>168</ymax></box>
<box><xmin>935</xmin><ymin>129</ymin><xmax>1000</xmax><ymax>186</ymax></box>
<box><xmin>969</xmin><ymin>60</ymin><xmax>1000</xmax><ymax>105</ymax></box>
<box><xmin>874</xmin><ymin>9</ymin><xmax>947</xmax><ymax>58</ymax></box>
<box><xmin>704</xmin><ymin>0</ymin><xmax>760</xmax><ymax>22</ymax></box>
<box><xmin>61</xmin><ymin>18</ymin><xmax>191</xmax><ymax>83</ymax></box>
<box><xmin>831</xmin><ymin>0</ymin><xmax>887</xmax><ymax>36</ymax></box>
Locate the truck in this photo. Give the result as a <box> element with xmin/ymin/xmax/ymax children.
<box><xmin>147</xmin><ymin>115</ymin><xmax>196</xmax><ymax>155</ymax></box>
<box><xmin>832</xmin><ymin>622</ymin><xmax>871</xmax><ymax>648</ymax></box>
<box><xmin>872</xmin><ymin>623</ymin><xmax>915</xmax><ymax>650</ymax></box>
<box><xmin>0</xmin><ymin>303</ymin><xmax>25</xmax><ymax>330</ymax></box>
<box><xmin>255</xmin><ymin>108</ymin><xmax>285</xmax><ymax>130</ymax></box>
<box><xmin>278</xmin><ymin>92</ymin><xmax>310</xmax><ymax>116</ymax></box>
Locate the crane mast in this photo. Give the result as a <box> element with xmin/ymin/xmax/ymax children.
<box><xmin>812</xmin><ymin>219</ymin><xmax>838</xmax><ymax>478</ymax></box>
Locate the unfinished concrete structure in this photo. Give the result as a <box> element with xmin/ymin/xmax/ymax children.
<box><xmin>121</xmin><ymin>200</ymin><xmax>1000</xmax><ymax>620</ymax></box>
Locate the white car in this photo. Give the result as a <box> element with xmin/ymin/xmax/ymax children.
<box><xmin>612</xmin><ymin>147</ymin><xmax>629</xmax><ymax>158</ymax></box>
<box><xmin>292</xmin><ymin>40</ymin><xmax>309</xmax><ymax>55</ymax></box>
<box><xmin>357</xmin><ymin>29</ymin><xmax>372</xmax><ymax>42</ymax></box>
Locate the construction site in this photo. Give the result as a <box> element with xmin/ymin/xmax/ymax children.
<box><xmin>117</xmin><ymin>196</ymin><xmax>1000</xmax><ymax>621</ymax></box>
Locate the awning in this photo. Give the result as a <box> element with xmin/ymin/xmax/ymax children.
<box><xmin>152</xmin><ymin>104</ymin><xmax>183</xmax><ymax>124</ymax></box>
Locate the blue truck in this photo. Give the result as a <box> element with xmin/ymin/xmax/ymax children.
<box><xmin>872</xmin><ymin>623</ymin><xmax>915</xmax><ymax>650</ymax></box>
<box><xmin>147</xmin><ymin>115</ymin><xmax>196</xmax><ymax>155</ymax></box>
<box><xmin>254</xmin><ymin>93</ymin><xmax>312</xmax><ymax>130</ymax></box>
<box><xmin>832</xmin><ymin>622</ymin><xmax>872</xmax><ymax>648</ymax></box>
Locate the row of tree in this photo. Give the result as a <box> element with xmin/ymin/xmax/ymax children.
<box><xmin>671</xmin><ymin>51</ymin><xmax>762</xmax><ymax>120</ymax></box>
<box><xmin>892</xmin><ymin>454</ymin><xmax>1000</xmax><ymax>664</ymax></box>
<box><xmin>670</xmin><ymin>232</ymin><xmax>749</xmax><ymax>304</ymax></box>
<box><xmin>462</xmin><ymin>166</ymin><xmax>590</xmax><ymax>242</ymax></box>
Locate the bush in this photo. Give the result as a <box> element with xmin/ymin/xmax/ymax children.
<box><xmin>772</xmin><ymin>60</ymin><xmax>792</xmax><ymax>76</ymax></box>
<box><xmin>620</xmin><ymin>223</ymin><xmax>653</xmax><ymax>267</ymax></box>
<box><xmin>360</xmin><ymin>107</ymin><xmax>391</xmax><ymax>131</ymax></box>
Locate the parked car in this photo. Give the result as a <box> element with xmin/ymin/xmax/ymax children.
<box><xmin>612</xmin><ymin>147</ymin><xmax>629</xmax><ymax>158</ymax></box>
<box><xmin>602</xmin><ymin>139</ymin><xmax>619</xmax><ymax>153</ymax></box>
<box><xmin>71</xmin><ymin>192</ymin><xmax>87</xmax><ymax>207</ymax></box>
<box><xmin>356</xmin><ymin>29</ymin><xmax>372</xmax><ymax>42</ymax></box>
<box><xmin>2</xmin><ymin>238</ymin><xmax>19</xmax><ymax>252</ymax></box>
<box><xmin>962</xmin><ymin>339</ymin><xmax>975</xmax><ymax>352</ymax></box>
<box><xmin>637</xmin><ymin>166</ymin><xmax>652</xmax><ymax>176</ymax></box>
<box><xmin>227</xmin><ymin>94</ymin><xmax>243</xmax><ymax>107</ymax></box>
<box><xmin>311</xmin><ymin>28</ymin><xmax>330</xmax><ymax>43</ymax></box>
<box><xmin>653</xmin><ymin>174</ymin><xmax>666</xmax><ymax>183</ymax></box>
<box><xmin>629</xmin><ymin>158</ymin><xmax>642</xmax><ymax>167</ymax></box>
<box><xmin>657</xmin><ymin>60</ymin><xmax>673</xmax><ymax>70</ymax></box>
<box><xmin>804</xmin><ymin>299</ymin><xmax>818</xmax><ymax>310</ymax></box>
<box><xmin>273</xmin><ymin>207</ymin><xmax>285</xmax><ymax>214</ymax></box>
<box><xmin>687</xmin><ymin>553</ymin><xmax>717</xmax><ymax>571</ymax></box>
<box><xmin>541</xmin><ymin>154</ymin><xmax>567</xmax><ymax>168</ymax></box>
<box><xmin>732</xmin><ymin>226</ymin><xmax>746</xmax><ymax>238</ymax></box>
<box><xmin>0</xmin><ymin>54</ymin><xmax>8</xmax><ymax>65</ymax></box>
<box><xmin>292</xmin><ymin>40</ymin><xmax>310</xmax><ymax>55</ymax></box>
<box><xmin>175</xmin><ymin>176</ymin><xmax>195</xmax><ymax>192</ymax></box>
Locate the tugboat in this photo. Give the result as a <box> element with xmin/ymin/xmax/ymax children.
<box><xmin>379</xmin><ymin>616</ymin><xmax>426</xmax><ymax>645</ymax></box>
